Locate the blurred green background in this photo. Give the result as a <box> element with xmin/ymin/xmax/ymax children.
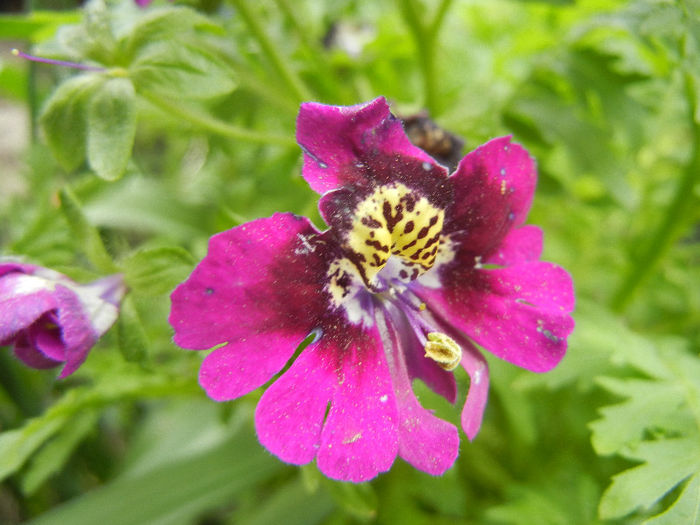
<box><xmin>0</xmin><ymin>0</ymin><xmax>699</xmax><ymax>523</ymax></box>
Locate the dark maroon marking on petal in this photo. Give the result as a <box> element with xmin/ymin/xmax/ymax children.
<box><xmin>401</xmin><ymin>239</ymin><xmax>418</xmax><ymax>251</ymax></box>
<box><xmin>362</xmin><ymin>217</ymin><xmax>382</xmax><ymax>229</ymax></box>
<box><xmin>298</xmin><ymin>143</ymin><xmax>328</xmax><ymax>169</ymax></box>
<box><xmin>423</xmin><ymin>232</ymin><xmax>441</xmax><ymax>250</ymax></box>
<box><xmin>421</xmin><ymin>251</ymin><xmax>433</xmax><ymax>260</ymax></box>
<box><xmin>365</xmin><ymin>239</ymin><xmax>390</xmax><ymax>253</ymax></box>
<box><xmin>402</xmin><ymin>193</ymin><xmax>417</xmax><ymax>212</ymax></box>
<box><xmin>383</xmin><ymin>201</ymin><xmax>404</xmax><ymax>232</ymax></box>
<box><xmin>403</xmin><ymin>221</ymin><xmax>415</xmax><ymax>234</ymax></box>
<box><xmin>371</xmin><ymin>253</ymin><xmax>385</xmax><ymax>267</ymax></box>
<box><xmin>411</xmin><ymin>268</ymin><xmax>419</xmax><ymax>280</ymax></box>
<box><xmin>399</xmin><ymin>269</ymin><xmax>408</xmax><ymax>279</ymax></box>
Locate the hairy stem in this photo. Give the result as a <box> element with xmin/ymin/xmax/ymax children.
<box><xmin>141</xmin><ymin>91</ymin><xmax>295</xmax><ymax>147</ymax></box>
<box><xmin>230</xmin><ymin>0</ymin><xmax>311</xmax><ymax>103</ymax></box>
<box><xmin>610</xmin><ymin>69</ymin><xmax>700</xmax><ymax>312</ymax></box>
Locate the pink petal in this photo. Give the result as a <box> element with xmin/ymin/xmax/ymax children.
<box><xmin>457</xmin><ymin>338</ymin><xmax>490</xmax><ymax>440</ymax></box>
<box><xmin>0</xmin><ymin>273</ymin><xmax>58</xmax><ymax>342</ymax></box>
<box><xmin>199</xmin><ymin>331</ymin><xmax>304</xmax><ymax>401</ymax></box>
<box><xmin>53</xmin><ymin>285</ymin><xmax>98</xmax><ymax>378</ymax></box>
<box><xmin>316</xmin><ymin>325</ymin><xmax>399</xmax><ymax>482</ymax></box>
<box><xmin>297</xmin><ymin>97</ymin><xmax>444</xmax><ymax>195</ymax></box>
<box><xmin>377</xmin><ymin>306</ymin><xmax>459</xmax><ymax>475</ymax></box>
<box><xmin>169</xmin><ymin>213</ymin><xmax>328</xmax><ymax>351</ymax></box>
<box><xmin>13</xmin><ymin>333</ymin><xmax>62</xmax><ymax>370</ymax></box>
<box><xmin>446</xmin><ymin>137</ymin><xmax>536</xmax><ymax>257</ymax></box>
<box><xmin>255</xmin><ymin>342</ymin><xmax>335</xmax><ymax>465</ymax></box>
<box><xmin>485</xmin><ymin>225</ymin><xmax>543</xmax><ymax>266</ymax></box>
<box><xmin>416</xmin><ymin>262</ymin><xmax>575</xmax><ymax>372</ymax></box>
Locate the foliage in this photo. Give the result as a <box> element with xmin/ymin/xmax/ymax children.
<box><xmin>0</xmin><ymin>0</ymin><xmax>699</xmax><ymax>523</ymax></box>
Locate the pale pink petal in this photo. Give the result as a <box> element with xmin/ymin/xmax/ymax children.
<box><xmin>297</xmin><ymin>97</ymin><xmax>445</xmax><ymax>194</ymax></box>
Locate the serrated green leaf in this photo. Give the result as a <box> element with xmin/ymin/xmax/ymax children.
<box><xmin>59</xmin><ymin>187</ymin><xmax>116</xmax><ymax>273</ymax></box>
<box><xmin>645</xmin><ymin>474</ymin><xmax>700</xmax><ymax>525</ymax></box>
<box><xmin>87</xmin><ymin>76</ymin><xmax>136</xmax><ymax>181</ymax></box>
<box><xmin>21</xmin><ymin>410</ymin><xmax>99</xmax><ymax>495</ymax></box>
<box><xmin>39</xmin><ymin>74</ymin><xmax>104</xmax><ymax>171</ymax></box>
<box><xmin>122</xmin><ymin>246</ymin><xmax>195</xmax><ymax>296</ymax></box>
<box><xmin>592</xmin><ymin>343</ymin><xmax>700</xmax><ymax>522</ymax></box>
<box><xmin>116</xmin><ymin>295</ymin><xmax>149</xmax><ymax>364</ymax></box>
<box><xmin>130</xmin><ymin>40</ymin><xmax>236</xmax><ymax>99</ymax></box>
<box><xmin>599</xmin><ymin>438</ymin><xmax>700</xmax><ymax>520</ymax></box>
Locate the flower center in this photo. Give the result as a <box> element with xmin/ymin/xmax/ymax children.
<box><xmin>345</xmin><ymin>183</ymin><xmax>445</xmax><ymax>288</ymax></box>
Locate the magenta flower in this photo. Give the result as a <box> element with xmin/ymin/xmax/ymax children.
<box><xmin>169</xmin><ymin>97</ymin><xmax>575</xmax><ymax>482</ymax></box>
<box><xmin>0</xmin><ymin>262</ymin><xmax>125</xmax><ymax>378</ymax></box>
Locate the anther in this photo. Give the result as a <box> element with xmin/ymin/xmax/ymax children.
<box><xmin>424</xmin><ymin>332</ymin><xmax>461</xmax><ymax>371</ymax></box>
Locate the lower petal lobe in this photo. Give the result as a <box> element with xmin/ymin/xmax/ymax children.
<box><xmin>170</xmin><ymin>213</ymin><xmax>332</xmax><ymax>397</ymax></box>
<box><xmin>379</xmin><ymin>304</ymin><xmax>459</xmax><ymax>476</ymax></box>
<box><xmin>256</xmin><ymin>319</ymin><xmax>400</xmax><ymax>482</ymax></box>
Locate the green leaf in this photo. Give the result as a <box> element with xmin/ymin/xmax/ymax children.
<box><xmin>39</xmin><ymin>74</ymin><xmax>104</xmax><ymax>172</ymax></box>
<box><xmin>237</xmin><ymin>478</ymin><xmax>335</xmax><ymax>525</ymax></box>
<box><xmin>122</xmin><ymin>246</ymin><xmax>195</xmax><ymax>296</ymax></box>
<box><xmin>130</xmin><ymin>40</ymin><xmax>236</xmax><ymax>99</ymax></box>
<box><xmin>87</xmin><ymin>76</ymin><xmax>137</xmax><ymax>181</ymax></box>
<box><xmin>59</xmin><ymin>187</ymin><xmax>116</xmax><ymax>273</ymax></box>
<box><xmin>116</xmin><ymin>295</ymin><xmax>149</xmax><ymax>364</ymax></box>
<box><xmin>591</xmin><ymin>342</ymin><xmax>700</xmax><ymax>521</ymax></box>
<box><xmin>0</xmin><ymin>411</ymin><xmax>70</xmax><ymax>483</ymax></box>
<box><xmin>21</xmin><ymin>410</ymin><xmax>99</xmax><ymax>496</ymax></box>
<box><xmin>121</xmin><ymin>6</ymin><xmax>223</xmax><ymax>58</ymax></box>
<box><xmin>28</xmin><ymin>424</ymin><xmax>282</xmax><ymax>525</ymax></box>
<box><xmin>323</xmin><ymin>479</ymin><xmax>377</xmax><ymax>522</ymax></box>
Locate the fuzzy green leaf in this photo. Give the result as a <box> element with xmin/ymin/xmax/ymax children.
<box><xmin>58</xmin><ymin>187</ymin><xmax>116</xmax><ymax>273</ymax></box>
<box><xmin>122</xmin><ymin>246</ymin><xmax>195</xmax><ymax>296</ymax></box>
<box><xmin>116</xmin><ymin>295</ymin><xmax>149</xmax><ymax>364</ymax></box>
<box><xmin>87</xmin><ymin>76</ymin><xmax>136</xmax><ymax>181</ymax></box>
<box><xmin>130</xmin><ymin>40</ymin><xmax>236</xmax><ymax>99</ymax></box>
<box><xmin>40</xmin><ymin>74</ymin><xmax>104</xmax><ymax>172</ymax></box>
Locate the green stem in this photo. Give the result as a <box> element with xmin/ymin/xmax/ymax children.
<box><xmin>230</xmin><ymin>0</ymin><xmax>311</xmax><ymax>103</ymax></box>
<box><xmin>610</xmin><ymin>70</ymin><xmax>700</xmax><ymax>312</ymax></box>
<box><xmin>141</xmin><ymin>91</ymin><xmax>295</xmax><ymax>147</ymax></box>
<box><xmin>397</xmin><ymin>0</ymin><xmax>453</xmax><ymax>114</ymax></box>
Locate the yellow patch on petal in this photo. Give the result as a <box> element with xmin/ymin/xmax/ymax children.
<box><xmin>345</xmin><ymin>183</ymin><xmax>444</xmax><ymax>286</ymax></box>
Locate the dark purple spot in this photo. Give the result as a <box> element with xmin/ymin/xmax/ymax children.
<box><xmin>399</xmin><ymin>269</ymin><xmax>408</xmax><ymax>279</ymax></box>
<box><xmin>361</xmin><ymin>216</ymin><xmax>382</xmax><ymax>229</ymax></box>
<box><xmin>404</xmin><ymin>221</ymin><xmax>415</xmax><ymax>234</ymax></box>
<box><xmin>365</xmin><ymin>239</ymin><xmax>389</xmax><ymax>252</ymax></box>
